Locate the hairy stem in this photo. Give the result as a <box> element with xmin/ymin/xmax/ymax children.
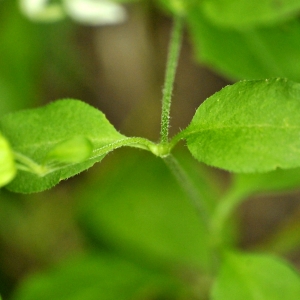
<box><xmin>160</xmin><ymin>15</ymin><xmax>183</xmax><ymax>144</ymax></box>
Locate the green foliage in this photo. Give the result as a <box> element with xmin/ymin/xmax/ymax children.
<box><xmin>201</xmin><ymin>0</ymin><xmax>300</xmax><ymax>28</ymax></box>
<box><xmin>233</xmin><ymin>167</ymin><xmax>300</xmax><ymax>196</ymax></box>
<box><xmin>78</xmin><ymin>151</ymin><xmax>212</xmax><ymax>271</ymax></box>
<box><xmin>0</xmin><ymin>100</ymin><xmax>126</xmax><ymax>193</ymax></box>
<box><xmin>12</xmin><ymin>253</ymin><xmax>183</xmax><ymax>300</ymax></box>
<box><xmin>181</xmin><ymin>78</ymin><xmax>300</xmax><ymax>172</ymax></box>
<box><xmin>1</xmin><ymin>1</ymin><xmax>300</xmax><ymax>300</ymax></box>
<box><xmin>211</xmin><ymin>252</ymin><xmax>300</xmax><ymax>300</ymax></box>
<box><xmin>186</xmin><ymin>7</ymin><xmax>300</xmax><ymax>80</ymax></box>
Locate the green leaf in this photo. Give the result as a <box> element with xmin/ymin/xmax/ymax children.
<box><xmin>0</xmin><ymin>99</ymin><xmax>126</xmax><ymax>193</ymax></box>
<box><xmin>0</xmin><ymin>132</ymin><xmax>16</xmax><ymax>187</ymax></box>
<box><xmin>186</xmin><ymin>8</ymin><xmax>300</xmax><ymax>80</ymax></box>
<box><xmin>78</xmin><ymin>150</ymin><xmax>212</xmax><ymax>272</ymax></box>
<box><xmin>12</xmin><ymin>253</ymin><xmax>182</xmax><ymax>300</ymax></box>
<box><xmin>181</xmin><ymin>78</ymin><xmax>300</xmax><ymax>173</ymax></box>
<box><xmin>202</xmin><ymin>0</ymin><xmax>300</xmax><ymax>28</ymax></box>
<box><xmin>211</xmin><ymin>251</ymin><xmax>300</xmax><ymax>300</ymax></box>
<box><xmin>233</xmin><ymin>167</ymin><xmax>300</xmax><ymax>196</ymax></box>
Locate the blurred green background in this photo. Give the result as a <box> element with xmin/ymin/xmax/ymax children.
<box><xmin>1</xmin><ymin>1</ymin><xmax>300</xmax><ymax>299</ymax></box>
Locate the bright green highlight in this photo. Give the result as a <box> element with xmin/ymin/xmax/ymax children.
<box><xmin>181</xmin><ymin>78</ymin><xmax>300</xmax><ymax>173</ymax></box>
<box><xmin>0</xmin><ymin>132</ymin><xmax>16</xmax><ymax>187</ymax></box>
<box><xmin>45</xmin><ymin>136</ymin><xmax>93</xmax><ymax>165</ymax></box>
<box><xmin>211</xmin><ymin>252</ymin><xmax>300</xmax><ymax>300</ymax></box>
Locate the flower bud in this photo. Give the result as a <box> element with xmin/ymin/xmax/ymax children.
<box><xmin>45</xmin><ymin>136</ymin><xmax>93</xmax><ymax>165</ymax></box>
<box><xmin>0</xmin><ymin>134</ymin><xmax>16</xmax><ymax>187</ymax></box>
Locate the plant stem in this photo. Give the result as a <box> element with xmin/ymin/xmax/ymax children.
<box><xmin>210</xmin><ymin>188</ymin><xmax>248</xmax><ymax>250</ymax></box>
<box><xmin>160</xmin><ymin>15</ymin><xmax>183</xmax><ymax>144</ymax></box>
<box><xmin>163</xmin><ymin>154</ymin><xmax>210</xmax><ymax>227</ymax></box>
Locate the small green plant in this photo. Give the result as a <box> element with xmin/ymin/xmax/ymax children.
<box><xmin>1</xmin><ymin>0</ymin><xmax>300</xmax><ymax>299</ymax></box>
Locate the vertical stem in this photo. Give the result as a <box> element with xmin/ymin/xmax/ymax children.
<box><xmin>210</xmin><ymin>188</ymin><xmax>248</xmax><ymax>250</ymax></box>
<box><xmin>163</xmin><ymin>154</ymin><xmax>210</xmax><ymax>227</ymax></box>
<box><xmin>160</xmin><ymin>15</ymin><xmax>183</xmax><ymax>144</ymax></box>
<box><xmin>163</xmin><ymin>154</ymin><xmax>216</xmax><ymax>274</ymax></box>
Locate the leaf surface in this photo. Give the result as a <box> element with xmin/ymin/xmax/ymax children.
<box><xmin>12</xmin><ymin>253</ymin><xmax>181</xmax><ymax>300</ymax></box>
<box><xmin>78</xmin><ymin>150</ymin><xmax>212</xmax><ymax>271</ymax></box>
<box><xmin>187</xmin><ymin>8</ymin><xmax>300</xmax><ymax>80</ymax></box>
<box><xmin>182</xmin><ymin>78</ymin><xmax>300</xmax><ymax>173</ymax></box>
<box><xmin>211</xmin><ymin>252</ymin><xmax>300</xmax><ymax>300</ymax></box>
<box><xmin>0</xmin><ymin>99</ymin><xmax>126</xmax><ymax>193</ymax></box>
<box><xmin>202</xmin><ymin>0</ymin><xmax>300</xmax><ymax>28</ymax></box>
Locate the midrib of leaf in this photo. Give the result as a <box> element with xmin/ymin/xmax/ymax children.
<box><xmin>183</xmin><ymin>123</ymin><xmax>299</xmax><ymax>137</ymax></box>
<box><xmin>13</xmin><ymin>137</ymin><xmax>124</xmax><ymax>151</ymax></box>
<box><xmin>14</xmin><ymin>137</ymin><xmax>155</xmax><ymax>177</ymax></box>
<box><xmin>90</xmin><ymin>137</ymin><xmax>155</xmax><ymax>157</ymax></box>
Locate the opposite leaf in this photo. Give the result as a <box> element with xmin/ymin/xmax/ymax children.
<box><xmin>211</xmin><ymin>251</ymin><xmax>300</xmax><ymax>300</ymax></box>
<box><xmin>182</xmin><ymin>78</ymin><xmax>300</xmax><ymax>173</ymax></box>
<box><xmin>0</xmin><ymin>99</ymin><xmax>126</xmax><ymax>193</ymax></box>
<box><xmin>0</xmin><ymin>132</ymin><xmax>16</xmax><ymax>187</ymax></box>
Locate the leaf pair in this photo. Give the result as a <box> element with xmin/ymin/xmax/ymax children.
<box><xmin>2</xmin><ymin>78</ymin><xmax>300</xmax><ymax>193</ymax></box>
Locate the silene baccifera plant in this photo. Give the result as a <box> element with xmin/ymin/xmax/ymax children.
<box><xmin>1</xmin><ymin>1</ymin><xmax>300</xmax><ymax>300</ymax></box>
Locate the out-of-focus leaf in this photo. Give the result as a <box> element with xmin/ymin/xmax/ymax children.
<box><xmin>78</xmin><ymin>150</ymin><xmax>212</xmax><ymax>272</ymax></box>
<box><xmin>202</xmin><ymin>0</ymin><xmax>300</xmax><ymax>28</ymax></box>
<box><xmin>181</xmin><ymin>78</ymin><xmax>300</xmax><ymax>173</ymax></box>
<box><xmin>211</xmin><ymin>251</ymin><xmax>300</xmax><ymax>300</ymax></box>
<box><xmin>12</xmin><ymin>253</ymin><xmax>183</xmax><ymax>300</ymax></box>
<box><xmin>233</xmin><ymin>167</ymin><xmax>300</xmax><ymax>196</ymax></box>
<box><xmin>0</xmin><ymin>1</ymin><xmax>46</xmax><ymax>113</ymax></box>
<box><xmin>187</xmin><ymin>7</ymin><xmax>300</xmax><ymax>80</ymax></box>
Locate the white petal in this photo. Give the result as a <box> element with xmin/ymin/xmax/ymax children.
<box><xmin>64</xmin><ymin>0</ymin><xmax>127</xmax><ymax>26</ymax></box>
<box><xmin>19</xmin><ymin>0</ymin><xmax>65</xmax><ymax>22</ymax></box>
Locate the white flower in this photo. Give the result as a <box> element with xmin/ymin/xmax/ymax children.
<box><xmin>64</xmin><ymin>0</ymin><xmax>126</xmax><ymax>25</ymax></box>
<box><xmin>19</xmin><ymin>0</ymin><xmax>127</xmax><ymax>25</ymax></box>
<box><xmin>19</xmin><ymin>0</ymin><xmax>65</xmax><ymax>22</ymax></box>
